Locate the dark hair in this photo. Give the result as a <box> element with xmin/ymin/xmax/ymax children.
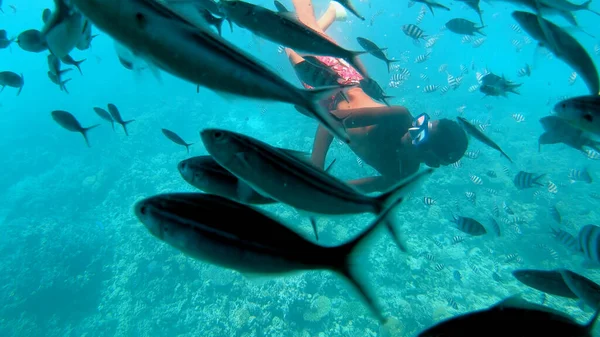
<box><xmin>429</xmin><ymin>119</ymin><xmax>468</xmax><ymax>163</ymax></box>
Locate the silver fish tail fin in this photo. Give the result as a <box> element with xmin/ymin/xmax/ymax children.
<box><xmin>122</xmin><ymin>119</ymin><xmax>135</xmax><ymax>136</ymax></box>
<box><xmin>301</xmin><ymin>85</ymin><xmax>352</xmax><ymax>143</ymax></box>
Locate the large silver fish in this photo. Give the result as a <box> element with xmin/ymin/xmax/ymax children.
<box><xmin>69</xmin><ymin>0</ymin><xmax>351</xmax><ymax>143</ymax></box>
<box><xmin>200</xmin><ymin>128</ymin><xmax>432</xmax><ymax>249</ymax></box>
<box><xmin>512</xmin><ymin>10</ymin><xmax>599</xmax><ymax>95</ymax></box>
<box><xmin>135</xmin><ymin>192</ymin><xmax>402</xmax><ymax>323</ymax></box>
<box><xmin>41</xmin><ymin>0</ymin><xmax>86</xmax><ymax>58</ymax></box>
<box><xmin>219</xmin><ymin>0</ymin><xmax>368</xmax><ymax>77</ymax></box>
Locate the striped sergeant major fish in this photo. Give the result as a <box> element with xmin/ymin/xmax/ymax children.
<box><xmin>402</xmin><ymin>24</ymin><xmax>428</xmax><ymax>42</ymax></box>
<box><xmin>551</xmin><ymin>227</ymin><xmax>581</xmax><ymax>252</ymax></box>
<box><xmin>134</xmin><ymin>192</ymin><xmax>400</xmax><ymax>323</ymax></box>
<box><xmin>579</xmin><ymin>224</ymin><xmax>600</xmax><ymax>264</ymax></box>
<box><xmin>513</xmin><ymin>171</ymin><xmax>545</xmax><ymax>190</ymax></box>
<box><xmin>451</xmin><ymin>215</ymin><xmax>487</xmax><ymax>236</ymax></box>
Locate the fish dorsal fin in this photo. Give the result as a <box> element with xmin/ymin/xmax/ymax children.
<box><xmin>277</xmin><ymin>10</ymin><xmax>301</xmax><ymax>22</ymax></box>
<box><xmin>273</xmin><ymin>0</ymin><xmax>290</xmax><ymax>12</ymax></box>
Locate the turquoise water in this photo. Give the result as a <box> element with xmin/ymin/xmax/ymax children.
<box><xmin>1</xmin><ymin>0</ymin><xmax>600</xmax><ymax>336</ymax></box>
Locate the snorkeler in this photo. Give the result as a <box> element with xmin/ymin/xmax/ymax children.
<box><xmin>284</xmin><ymin>0</ymin><xmax>468</xmax><ymax>193</ymax></box>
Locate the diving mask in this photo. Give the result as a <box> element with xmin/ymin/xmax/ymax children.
<box><xmin>409</xmin><ymin>113</ymin><xmax>432</xmax><ymax>145</ymax></box>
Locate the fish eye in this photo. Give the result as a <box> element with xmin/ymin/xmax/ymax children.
<box><xmin>213</xmin><ymin>131</ymin><xmax>224</xmax><ymax>140</ymax></box>
<box><xmin>584</xmin><ymin>113</ymin><xmax>594</xmax><ymax>123</ymax></box>
<box><xmin>139</xmin><ymin>205</ymin><xmax>147</xmax><ymax>215</ymax></box>
<box><xmin>178</xmin><ymin>162</ymin><xmax>186</xmax><ymax>170</ymax></box>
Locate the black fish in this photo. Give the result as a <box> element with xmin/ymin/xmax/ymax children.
<box><xmin>135</xmin><ymin>192</ymin><xmax>403</xmax><ymax>323</ymax></box>
<box><xmin>479</xmin><ymin>73</ymin><xmax>521</xmax><ymax>97</ymax></box>
<box><xmin>456</xmin><ymin>0</ymin><xmax>483</xmax><ymax>25</ymax></box>
<box><xmin>356</xmin><ymin>37</ymin><xmax>399</xmax><ymax>73</ymax></box>
<box><xmin>107</xmin><ymin>103</ymin><xmax>135</xmax><ymax>136</ymax></box>
<box><xmin>47</xmin><ymin>71</ymin><xmax>72</xmax><ymax>93</ymax></box>
<box><xmin>93</xmin><ymin>107</ymin><xmax>114</xmax><ymax>130</ymax></box>
<box><xmin>512</xmin><ymin>10</ymin><xmax>599</xmax><ymax>95</ymax></box>
<box><xmin>0</xmin><ymin>29</ymin><xmax>15</xmax><ymax>49</ymax></box>
<box><xmin>333</xmin><ymin>0</ymin><xmax>365</xmax><ymax>20</ymax></box>
<box><xmin>538</xmin><ymin>116</ymin><xmax>600</xmax><ymax>153</ymax></box>
<box><xmin>359</xmin><ymin>77</ymin><xmax>393</xmax><ymax>106</ymax></box>
<box><xmin>490</xmin><ymin>217</ymin><xmax>501</xmax><ymax>237</ymax></box>
<box><xmin>51</xmin><ymin>110</ymin><xmax>99</xmax><ymax>147</ymax></box>
<box><xmin>579</xmin><ymin>224</ymin><xmax>600</xmax><ymax>264</ymax></box>
<box><xmin>513</xmin><ymin>269</ymin><xmax>578</xmax><ymax>299</ymax></box>
<box><xmin>513</xmin><ymin>171</ymin><xmax>545</xmax><ymax>189</ymax></box>
<box><xmin>60</xmin><ymin>54</ymin><xmax>86</xmax><ymax>75</ymax></box>
<box><xmin>178</xmin><ymin>156</ymin><xmax>276</xmax><ymax>205</ymax></box>
<box><xmin>418</xmin><ymin>296</ymin><xmax>599</xmax><ymax>336</ymax></box>
<box><xmin>16</xmin><ymin>29</ymin><xmax>48</xmax><ymax>53</ymax></box>
<box><xmin>445</xmin><ymin>18</ymin><xmax>485</xmax><ymax>36</ymax></box>
<box><xmin>0</xmin><ymin>71</ymin><xmax>24</xmax><ymax>96</ymax></box>
<box><xmin>412</xmin><ymin>0</ymin><xmax>451</xmax><ymax>15</ymax></box>
<box><xmin>199</xmin><ymin>9</ymin><xmax>224</xmax><ymax>36</ymax></box>
<box><xmin>451</xmin><ymin>215</ymin><xmax>487</xmax><ymax>236</ymax></box>
<box><xmin>559</xmin><ymin>269</ymin><xmax>600</xmax><ymax>310</ymax></box>
<box><xmin>456</xmin><ymin>117</ymin><xmax>512</xmax><ymax>162</ymax></box>
<box><xmin>161</xmin><ymin>128</ymin><xmax>194</xmax><ymax>153</ymax></box>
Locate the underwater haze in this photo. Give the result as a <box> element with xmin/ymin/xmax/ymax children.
<box><xmin>1</xmin><ymin>0</ymin><xmax>600</xmax><ymax>336</ymax></box>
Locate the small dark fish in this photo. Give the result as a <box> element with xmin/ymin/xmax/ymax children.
<box><xmin>93</xmin><ymin>107</ymin><xmax>114</xmax><ymax>130</ymax></box>
<box><xmin>333</xmin><ymin>0</ymin><xmax>365</xmax><ymax>20</ymax></box>
<box><xmin>359</xmin><ymin>77</ymin><xmax>393</xmax><ymax>106</ymax></box>
<box><xmin>579</xmin><ymin>224</ymin><xmax>600</xmax><ymax>264</ymax></box>
<box><xmin>16</xmin><ymin>29</ymin><xmax>48</xmax><ymax>53</ymax></box>
<box><xmin>135</xmin><ymin>192</ymin><xmax>399</xmax><ymax>323</ymax></box>
<box><xmin>51</xmin><ymin>110</ymin><xmax>99</xmax><ymax>147</ymax></box>
<box><xmin>452</xmin><ymin>235</ymin><xmax>464</xmax><ymax>244</ymax></box>
<box><xmin>512</xmin><ymin>11</ymin><xmax>599</xmax><ymax>95</ymax></box>
<box><xmin>412</xmin><ymin>0</ymin><xmax>451</xmax><ymax>15</ymax></box>
<box><xmin>178</xmin><ymin>156</ymin><xmax>276</xmax><ymax>205</ymax></box>
<box><xmin>445</xmin><ymin>18</ymin><xmax>485</xmax><ymax>36</ymax></box>
<box><xmin>199</xmin><ymin>9</ymin><xmax>224</xmax><ymax>36</ymax></box>
<box><xmin>456</xmin><ymin>117</ymin><xmax>512</xmax><ymax>162</ymax></box>
<box><xmin>490</xmin><ymin>217</ymin><xmax>501</xmax><ymax>237</ymax></box>
<box><xmin>559</xmin><ymin>269</ymin><xmax>600</xmax><ymax>310</ymax></box>
<box><xmin>60</xmin><ymin>54</ymin><xmax>86</xmax><ymax>75</ymax></box>
<box><xmin>549</xmin><ymin>205</ymin><xmax>562</xmax><ymax>224</ymax></box>
<box><xmin>161</xmin><ymin>128</ymin><xmax>194</xmax><ymax>153</ymax></box>
<box><xmin>0</xmin><ymin>29</ymin><xmax>15</xmax><ymax>49</ymax></box>
<box><xmin>512</xmin><ymin>269</ymin><xmax>578</xmax><ymax>299</ymax></box>
<box><xmin>451</xmin><ymin>215</ymin><xmax>487</xmax><ymax>236</ymax></box>
<box><xmin>455</xmin><ymin>0</ymin><xmax>483</xmax><ymax>25</ymax></box>
<box><xmin>453</xmin><ymin>270</ymin><xmax>463</xmax><ymax>284</ymax></box>
<box><xmin>356</xmin><ymin>37</ymin><xmax>399</xmax><ymax>73</ymax></box>
<box><xmin>513</xmin><ymin>171</ymin><xmax>545</xmax><ymax>190</ymax></box>
<box><xmin>423</xmin><ymin>196</ymin><xmax>436</xmax><ymax>206</ymax></box>
<box><xmin>486</xmin><ymin>170</ymin><xmax>497</xmax><ymax>178</ymax></box>
<box><xmin>492</xmin><ymin>271</ymin><xmax>502</xmax><ymax>282</ymax></box>
<box><xmin>0</xmin><ymin>71</ymin><xmax>24</xmax><ymax>95</ymax></box>
<box><xmin>295</xmin><ymin>56</ymin><xmax>343</xmax><ymax>88</ymax></box>
<box><xmin>47</xmin><ymin>71</ymin><xmax>71</xmax><ymax>93</ymax></box>
<box><xmin>107</xmin><ymin>103</ymin><xmax>135</xmax><ymax>136</ymax></box>
<box><xmin>418</xmin><ymin>296</ymin><xmax>600</xmax><ymax>337</ymax></box>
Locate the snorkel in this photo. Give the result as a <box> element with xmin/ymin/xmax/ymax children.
<box><xmin>409</xmin><ymin>113</ymin><xmax>432</xmax><ymax>146</ymax></box>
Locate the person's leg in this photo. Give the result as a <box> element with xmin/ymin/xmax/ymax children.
<box><xmin>285</xmin><ymin>2</ymin><xmax>342</xmax><ymax>66</ymax></box>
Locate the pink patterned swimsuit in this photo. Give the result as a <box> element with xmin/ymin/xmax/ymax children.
<box><xmin>298</xmin><ymin>56</ymin><xmax>364</xmax><ymax>110</ymax></box>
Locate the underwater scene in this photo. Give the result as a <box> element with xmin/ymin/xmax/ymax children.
<box><xmin>2</xmin><ymin>0</ymin><xmax>600</xmax><ymax>336</ymax></box>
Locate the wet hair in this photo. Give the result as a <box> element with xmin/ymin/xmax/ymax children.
<box><xmin>428</xmin><ymin>119</ymin><xmax>468</xmax><ymax>164</ymax></box>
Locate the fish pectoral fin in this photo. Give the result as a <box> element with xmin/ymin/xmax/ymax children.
<box><xmin>236</xmin><ymin>181</ymin><xmax>257</xmax><ymax>203</ymax></box>
<box><xmin>309</xmin><ymin>217</ymin><xmax>319</xmax><ymax>241</ymax></box>
<box><xmin>234</xmin><ymin>151</ymin><xmax>253</xmax><ymax>170</ymax></box>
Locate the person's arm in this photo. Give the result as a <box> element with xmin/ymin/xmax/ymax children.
<box><xmin>347</xmin><ymin>176</ymin><xmax>393</xmax><ymax>193</ymax></box>
<box><xmin>292</xmin><ymin>0</ymin><xmax>322</xmax><ymax>32</ymax></box>
<box><xmin>334</xmin><ymin>106</ymin><xmax>412</xmax><ymax>129</ymax></box>
<box><xmin>311</xmin><ymin>125</ymin><xmax>334</xmax><ymax>169</ymax></box>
